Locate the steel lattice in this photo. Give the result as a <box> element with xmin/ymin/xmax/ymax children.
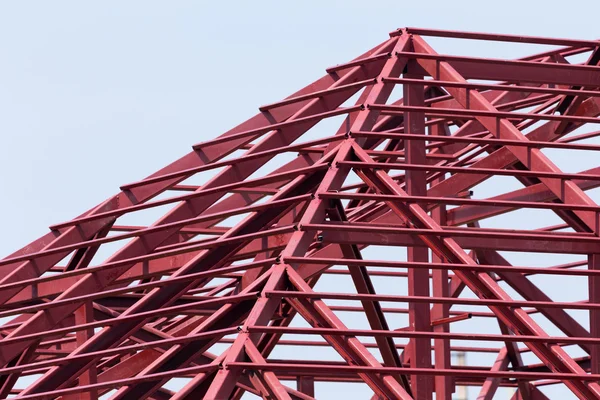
<box><xmin>3</xmin><ymin>27</ymin><xmax>600</xmax><ymax>399</ymax></box>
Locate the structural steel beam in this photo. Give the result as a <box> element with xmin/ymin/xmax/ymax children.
<box><xmin>3</xmin><ymin>28</ymin><xmax>600</xmax><ymax>399</ymax></box>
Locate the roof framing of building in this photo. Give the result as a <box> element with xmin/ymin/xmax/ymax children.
<box><xmin>2</xmin><ymin>27</ymin><xmax>600</xmax><ymax>399</ymax></box>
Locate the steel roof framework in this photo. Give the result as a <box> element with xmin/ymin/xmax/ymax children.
<box><xmin>2</xmin><ymin>27</ymin><xmax>600</xmax><ymax>399</ymax></box>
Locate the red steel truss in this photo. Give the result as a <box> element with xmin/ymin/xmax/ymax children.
<box><xmin>3</xmin><ymin>27</ymin><xmax>600</xmax><ymax>400</ymax></box>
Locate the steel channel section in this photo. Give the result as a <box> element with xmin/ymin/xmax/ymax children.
<box><xmin>4</xmin><ymin>28</ymin><xmax>600</xmax><ymax>400</ymax></box>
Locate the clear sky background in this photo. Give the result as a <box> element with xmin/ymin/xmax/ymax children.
<box><xmin>1</xmin><ymin>1</ymin><xmax>599</xmax><ymax>399</ymax></box>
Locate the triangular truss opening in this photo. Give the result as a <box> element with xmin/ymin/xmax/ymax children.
<box><xmin>3</xmin><ymin>27</ymin><xmax>600</xmax><ymax>400</ymax></box>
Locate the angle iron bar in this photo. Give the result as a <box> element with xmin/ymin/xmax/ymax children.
<box><xmin>49</xmin><ymin>164</ymin><xmax>327</xmax><ymax>230</ymax></box>
<box><xmin>266</xmin><ymin>290</ymin><xmax>599</xmax><ymax>312</ymax></box>
<box><xmin>227</xmin><ymin>361</ymin><xmax>600</xmax><ymax>382</ymax></box>
<box><xmin>0</xmin><ymin>327</ymin><xmax>238</xmax><ymax>378</ymax></box>
<box><xmin>326</xmin><ymin>52</ymin><xmax>392</xmax><ymax>73</ymax></box>
<box><xmin>369</xmin><ymin>103</ymin><xmax>600</xmax><ymax>125</ymax></box>
<box><xmin>247</xmin><ymin>325</ymin><xmax>600</xmax><ymax>347</ymax></box>
<box><xmin>0</xmin><ymin>226</ymin><xmax>289</xmax><ymax>316</ymax></box>
<box><xmin>191</xmin><ymin>105</ymin><xmax>363</xmax><ymax>150</ymax></box>
<box><xmin>352</xmin><ymin>131</ymin><xmax>600</xmax><ymax>152</ymax></box>
<box><xmin>302</xmin><ymin>222</ymin><xmax>600</xmax><ymax>245</ymax></box>
<box><xmin>0</xmin><ymin>293</ymin><xmax>257</xmax><ymax>348</ymax></box>
<box><xmin>13</xmin><ymin>364</ymin><xmax>220</xmax><ymax>400</ymax></box>
<box><xmin>0</xmin><ymin>259</ymin><xmax>272</xmax><ymax>318</ymax></box>
<box><xmin>0</xmin><ymin>229</ymin><xmax>286</xmax><ymax>301</ymax></box>
<box><xmin>121</xmin><ymin>137</ymin><xmax>343</xmax><ymax>190</ymax></box>
<box><xmin>320</xmin><ymin>192</ymin><xmax>600</xmax><ymax>212</ymax></box>
<box><xmin>314</xmin><ymin>258</ymin><xmax>590</xmax><ymax>277</ymax></box>
<box><xmin>259</xmin><ymin>78</ymin><xmax>378</xmax><ymax>111</ymax></box>
<box><xmin>0</xmin><ymin>195</ymin><xmax>309</xmax><ymax>269</ymax></box>
<box><xmin>394</xmin><ymin>50</ymin><xmax>600</xmax><ymax>74</ymax></box>
<box><xmin>337</xmin><ymin>160</ymin><xmax>600</xmax><ymax>182</ymax></box>
<box><xmin>397</xmin><ymin>27</ymin><xmax>600</xmax><ymax>47</ymax></box>
<box><xmin>386</xmin><ymin>77</ymin><xmax>600</xmax><ymax>99</ymax></box>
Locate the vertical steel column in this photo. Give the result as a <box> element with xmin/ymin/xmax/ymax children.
<box><xmin>66</xmin><ymin>302</ymin><xmax>98</xmax><ymax>400</ymax></box>
<box><xmin>590</xmin><ymin>253</ymin><xmax>600</xmax><ymax>375</ymax></box>
<box><xmin>430</xmin><ymin>122</ymin><xmax>453</xmax><ymax>400</ymax></box>
<box><xmin>403</xmin><ymin>59</ymin><xmax>433</xmax><ymax>400</ymax></box>
<box><xmin>297</xmin><ymin>376</ymin><xmax>315</xmax><ymax>397</ymax></box>
<box><xmin>6</xmin><ymin>27</ymin><xmax>600</xmax><ymax>399</ymax></box>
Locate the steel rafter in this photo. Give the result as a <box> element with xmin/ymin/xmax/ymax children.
<box><xmin>4</xmin><ymin>27</ymin><xmax>600</xmax><ymax>399</ymax></box>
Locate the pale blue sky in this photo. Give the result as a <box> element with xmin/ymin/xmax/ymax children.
<box><xmin>1</xmin><ymin>1</ymin><xmax>599</xmax><ymax>399</ymax></box>
<box><xmin>2</xmin><ymin>0</ymin><xmax>599</xmax><ymax>252</ymax></box>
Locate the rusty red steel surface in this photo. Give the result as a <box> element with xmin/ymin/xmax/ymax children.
<box><xmin>3</xmin><ymin>27</ymin><xmax>600</xmax><ymax>399</ymax></box>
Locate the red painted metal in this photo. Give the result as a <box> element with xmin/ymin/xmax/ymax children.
<box><xmin>3</xmin><ymin>27</ymin><xmax>600</xmax><ymax>399</ymax></box>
